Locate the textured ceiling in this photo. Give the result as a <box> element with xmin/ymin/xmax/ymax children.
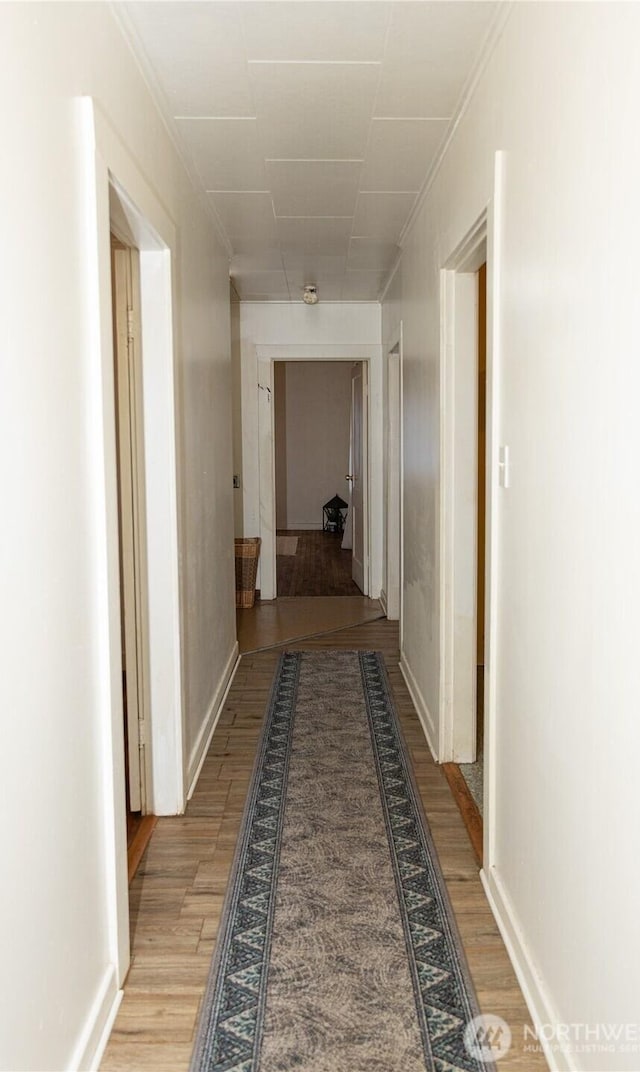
<box><xmin>123</xmin><ymin>1</ymin><xmax>498</xmax><ymax>301</ymax></box>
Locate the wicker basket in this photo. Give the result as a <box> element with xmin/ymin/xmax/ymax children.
<box><xmin>234</xmin><ymin>537</ymin><xmax>261</xmax><ymax>608</ymax></box>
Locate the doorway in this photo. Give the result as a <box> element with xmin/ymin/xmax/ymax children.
<box><xmin>272</xmin><ymin>361</ymin><xmax>367</xmax><ymax>598</ymax></box>
<box><xmin>439</xmin><ymin>222</ymin><xmax>491</xmax><ymax>865</ymax></box>
<box><xmin>453</xmin><ymin>263</ymin><xmax>487</xmax><ymax>852</ymax></box>
<box><xmin>110</xmin><ymin>235</ymin><xmax>156</xmax><ymax>880</ymax></box>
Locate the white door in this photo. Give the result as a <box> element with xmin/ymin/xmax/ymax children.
<box><xmin>386</xmin><ymin>350</ymin><xmax>401</xmax><ymax>619</ymax></box>
<box><xmin>111</xmin><ymin>241</ymin><xmax>149</xmax><ymax>813</ymax></box>
<box><xmin>349</xmin><ymin>362</ymin><xmax>368</xmax><ymax>594</ymax></box>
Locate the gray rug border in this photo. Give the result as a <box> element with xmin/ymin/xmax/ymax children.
<box><xmin>358</xmin><ymin>651</ymin><xmax>496</xmax><ymax>1072</ymax></box>
<box><xmin>189</xmin><ymin>651</ymin><xmax>300</xmax><ymax>1072</ymax></box>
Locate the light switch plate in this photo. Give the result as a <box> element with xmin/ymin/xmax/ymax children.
<box><xmin>498</xmin><ymin>445</ymin><xmax>510</xmax><ymax>488</ymax></box>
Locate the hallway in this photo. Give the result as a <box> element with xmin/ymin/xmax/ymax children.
<box><xmin>101</xmin><ymin>619</ymin><xmax>546</xmax><ymax>1072</ymax></box>
<box><xmin>6</xmin><ymin>4</ymin><xmax>640</xmax><ymax>1069</ymax></box>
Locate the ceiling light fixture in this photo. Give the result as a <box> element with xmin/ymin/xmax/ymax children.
<box><xmin>302</xmin><ymin>285</ymin><xmax>319</xmax><ymax>306</ymax></box>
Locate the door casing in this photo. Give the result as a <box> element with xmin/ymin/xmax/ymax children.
<box><xmin>439</xmin><ymin>151</ymin><xmax>505</xmax><ymax>871</ymax></box>
<box><xmin>383</xmin><ymin>334</ymin><xmax>403</xmax><ymax>621</ymax></box>
<box><xmin>257</xmin><ymin>352</ymin><xmax>373</xmax><ymax>601</ymax></box>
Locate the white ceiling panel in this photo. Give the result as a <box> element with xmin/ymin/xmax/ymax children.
<box><xmin>233</xmin><ymin>271</ymin><xmax>291</xmax><ymax>299</ymax></box>
<box><xmin>240</xmin><ymin>3</ymin><xmax>391</xmax><ymax>62</ymax></box>
<box><xmin>375</xmin><ymin>2</ymin><xmax>499</xmax><ymax>118</ymax></box>
<box><xmin>277</xmin><ymin>218</ymin><xmax>353</xmax><ymax>256</ymax></box>
<box><xmin>348</xmin><ymin>239</ymin><xmax>399</xmax><ymax>272</ymax></box>
<box><xmin>126</xmin><ymin>3</ymin><xmax>253</xmax><ymax>116</ymax></box>
<box><xmin>360</xmin><ymin>119</ymin><xmax>448</xmax><ymax>192</ymax></box>
<box><xmin>208</xmin><ymin>192</ymin><xmax>277</xmax><ymax>240</ymax></box>
<box><xmin>342</xmin><ymin>271</ymin><xmax>387</xmax><ymax>301</ymax></box>
<box><xmin>353</xmin><ymin>191</ymin><xmax>418</xmax><ymax>240</ymax></box>
<box><xmin>227</xmin><ymin>235</ymin><xmax>282</xmax><ymax>256</ymax></box>
<box><xmin>268</xmin><ymin>160</ymin><xmax>361</xmax><ymax>218</ymax></box>
<box><xmin>177</xmin><ymin>118</ymin><xmax>266</xmax><ymax>191</ymax></box>
<box><xmin>124</xmin><ymin>1</ymin><xmax>498</xmax><ymax>301</ymax></box>
<box><xmin>230</xmin><ymin>249</ymin><xmax>285</xmax><ymax>273</ymax></box>
<box><xmin>283</xmin><ymin>254</ymin><xmax>348</xmax><ymax>278</ymax></box>
<box><xmin>250</xmin><ymin>62</ymin><xmax>380</xmax><ymax>159</ymax></box>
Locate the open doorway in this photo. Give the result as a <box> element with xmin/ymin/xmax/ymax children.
<box><xmin>273</xmin><ymin>361</ymin><xmax>367</xmax><ymax>597</ymax></box>
<box><xmin>454</xmin><ymin>262</ymin><xmax>487</xmax><ymax>845</ymax></box>
<box><xmin>110</xmin><ymin>234</ymin><xmax>156</xmax><ymax>880</ymax></box>
<box><xmin>440</xmin><ymin>232</ymin><xmax>489</xmax><ymax>867</ymax></box>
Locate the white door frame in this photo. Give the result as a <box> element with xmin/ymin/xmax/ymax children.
<box><xmin>439</xmin><ymin>152</ymin><xmax>504</xmax><ymax>870</ymax></box>
<box><xmin>110</xmin><ymin>241</ymin><xmax>152</xmax><ymax>815</ymax></box>
<box><xmin>256</xmin><ymin>348</ymin><xmax>374</xmax><ymax>601</ymax></box>
<box><xmin>384</xmin><ymin>327</ymin><xmax>403</xmax><ymax>622</ymax></box>
<box><xmin>348</xmin><ymin>360</ymin><xmax>370</xmax><ymax>596</ymax></box>
<box><xmin>80</xmin><ymin>98</ymin><xmax>185</xmax><ymax>986</ymax></box>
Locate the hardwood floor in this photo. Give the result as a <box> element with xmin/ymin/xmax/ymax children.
<box><xmin>236</xmin><ymin>595</ymin><xmax>383</xmax><ymax>653</ymax></box>
<box><xmin>100</xmin><ymin>620</ymin><xmax>548</xmax><ymax>1072</ymax></box>
<box><xmin>276</xmin><ymin>529</ymin><xmax>361</xmax><ymax>596</ymax></box>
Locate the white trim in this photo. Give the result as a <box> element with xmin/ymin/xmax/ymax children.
<box><xmin>256</xmin><ymin>343</ymin><xmax>380</xmax><ymax>361</ymax></box>
<box><xmin>187</xmin><ymin>643</ymin><xmax>240</xmax><ymax>798</ymax></box>
<box><xmin>398</xmin><ymin>321</ymin><xmax>405</xmax><ymax>653</ymax></box>
<box><xmin>92</xmin><ymin>102</ymin><xmax>186</xmax><ymax>819</ymax></box>
<box><xmin>379</xmin><ymin>588</ymin><xmax>388</xmax><ymax>617</ymax></box>
<box><xmin>399</xmin><ymin>654</ymin><xmax>437</xmax><ymax>762</ymax></box>
<box><xmin>483</xmin><ymin>152</ymin><xmax>506</xmax><ymax>869</ymax></box>
<box><xmin>68</xmin><ymin>965</ymin><xmax>121</xmax><ymax>1072</ymax></box>
<box><xmin>481</xmin><ymin>866</ymin><xmax>576</xmax><ymax>1072</ymax></box>
<box><xmin>258</xmin><ymin>357</ymin><xmax>277</xmax><ymax>600</ymax></box>
<box><xmin>385</xmin><ymin>344</ymin><xmax>402</xmax><ymax>621</ymax></box>
<box><xmin>439</xmin><ymin>266</ymin><xmax>456</xmax><ymax>761</ymax></box>
<box><xmin>80</xmin><ymin>97</ymin><xmax>186</xmax><ymax>999</ymax></box>
<box><xmin>79</xmin><ymin>96</ymin><xmax>131</xmax><ymax>986</ymax></box>
<box><xmin>258</xmin><ymin>354</ymin><xmax>377</xmax><ymax>602</ymax></box>
<box><xmin>438</xmin><ymin>153</ymin><xmax>504</xmax><ymax>877</ymax></box>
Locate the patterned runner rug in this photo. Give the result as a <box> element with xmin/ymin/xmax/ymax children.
<box><xmin>191</xmin><ymin>651</ymin><xmax>492</xmax><ymax>1072</ymax></box>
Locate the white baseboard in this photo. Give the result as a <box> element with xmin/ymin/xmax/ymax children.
<box><xmin>379</xmin><ymin>588</ymin><xmax>388</xmax><ymax>616</ymax></box>
<box><xmin>399</xmin><ymin>652</ymin><xmax>438</xmax><ymax>761</ymax></box>
<box><xmin>481</xmin><ymin>866</ymin><xmax>574</xmax><ymax>1072</ymax></box>
<box><xmin>68</xmin><ymin>965</ymin><xmax>121</xmax><ymax>1071</ymax></box>
<box><xmin>187</xmin><ymin>642</ymin><xmax>239</xmax><ymax>798</ymax></box>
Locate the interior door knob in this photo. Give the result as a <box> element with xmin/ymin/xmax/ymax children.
<box><xmin>346</xmin><ymin>474</ymin><xmax>354</xmax><ymax>481</ymax></box>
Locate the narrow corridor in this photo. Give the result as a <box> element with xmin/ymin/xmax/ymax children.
<box><xmin>101</xmin><ymin>620</ymin><xmax>546</xmax><ymax>1072</ymax></box>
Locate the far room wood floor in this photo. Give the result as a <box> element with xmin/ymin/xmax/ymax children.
<box><xmin>101</xmin><ymin>619</ymin><xmax>547</xmax><ymax>1072</ymax></box>
<box><xmin>276</xmin><ymin>529</ymin><xmax>360</xmax><ymax>596</ymax></box>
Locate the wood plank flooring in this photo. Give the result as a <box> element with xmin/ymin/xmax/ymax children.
<box><xmin>100</xmin><ymin>620</ymin><xmax>548</xmax><ymax>1072</ymax></box>
<box><xmin>276</xmin><ymin>529</ymin><xmax>361</xmax><ymax>596</ymax></box>
<box><xmin>236</xmin><ymin>595</ymin><xmax>383</xmax><ymax>654</ymax></box>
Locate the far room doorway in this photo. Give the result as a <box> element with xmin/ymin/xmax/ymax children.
<box><xmin>273</xmin><ymin>361</ymin><xmax>367</xmax><ymax>597</ymax></box>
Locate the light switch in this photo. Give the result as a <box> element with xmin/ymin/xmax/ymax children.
<box><xmin>498</xmin><ymin>445</ymin><xmax>510</xmax><ymax>489</ymax></box>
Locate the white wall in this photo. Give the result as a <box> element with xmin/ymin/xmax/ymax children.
<box><xmin>239</xmin><ymin>302</ymin><xmax>382</xmax><ymax>595</ymax></box>
<box><xmin>383</xmin><ymin>5</ymin><xmax>640</xmax><ymax>1069</ymax></box>
<box><xmin>277</xmin><ymin>362</ymin><xmax>352</xmax><ymax>529</ymax></box>
<box><xmin>0</xmin><ymin>5</ymin><xmax>235</xmax><ymax>1070</ymax></box>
